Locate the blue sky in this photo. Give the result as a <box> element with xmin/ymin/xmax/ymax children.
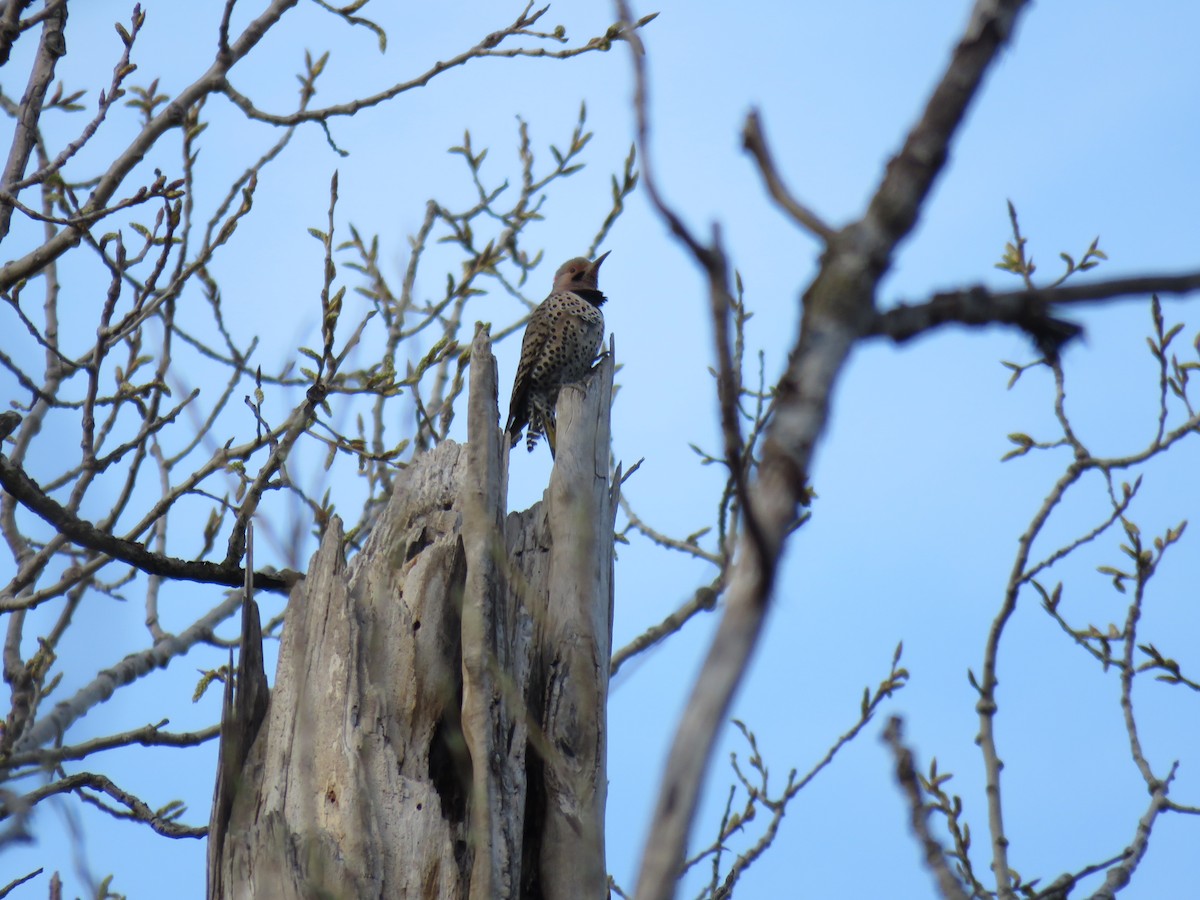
<box><xmin>4</xmin><ymin>1</ymin><xmax>1200</xmax><ymax>897</ymax></box>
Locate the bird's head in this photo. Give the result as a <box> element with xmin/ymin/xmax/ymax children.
<box><xmin>553</xmin><ymin>251</ymin><xmax>610</xmax><ymax>292</ymax></box>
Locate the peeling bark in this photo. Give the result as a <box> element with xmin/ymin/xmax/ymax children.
<box><xmin>208</xmin><ymin>325</ymin><xmax>617</xmax><ymax>899</ymax></box>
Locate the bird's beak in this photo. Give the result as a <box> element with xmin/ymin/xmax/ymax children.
<box><xmin>588</xmin><ymin>250</ymin><xmax>611</xmax><ymax>276</ymax></box>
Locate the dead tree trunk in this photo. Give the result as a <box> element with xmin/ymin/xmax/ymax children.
<box><xmin>207</xmin><ymin>324</ymin><xmax>617</xmax><ymax>900</ymax></box>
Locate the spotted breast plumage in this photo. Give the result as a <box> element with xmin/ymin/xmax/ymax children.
<box><xmin>505</xmin><ymin>252</ymin><xmax>610</xmax><ymax>457</ymax></box>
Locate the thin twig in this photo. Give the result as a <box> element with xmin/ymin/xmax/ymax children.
<box><xmin>741</xmin><ymin>110</ymin><xmax>834</xmax><ymax>242</ymax></box>
<box><xmin>611</xmin><ymin>580</ymin><xmax>721</xmax><ymax>676</ymax></box>
<box><xmin>882</xmin><ymin>717</ymin><xmax>970</xmax><ymax>900</ymax></box>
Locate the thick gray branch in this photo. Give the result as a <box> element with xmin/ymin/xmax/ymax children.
<box><xmin>871</xmin><ymin>271</ymin><xmax>1200</xmax><ymax>350</ymax></box>
<box><xmin>0</xmin><ymin>0</ymin><xmax>65</xmax><ymax>241</ymax></box>
<box><xmin>630</xmin><ymin>2</ymin><xmax>1034</xmax><ymax>897</ymax></box>
<box><xmin>0</xmin><ymin>452</ymin><xmax>298</xmax><ymax>598</ymax></box>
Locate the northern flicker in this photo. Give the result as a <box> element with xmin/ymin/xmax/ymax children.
<box><xmin>505</xmin><ymin>252</ymin><xmax>610</xmax><ymax>457</ymax></box>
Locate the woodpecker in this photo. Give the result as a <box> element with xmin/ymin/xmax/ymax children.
<box><xmin>505</xmin><ymin>252</ymin><xmax>610</xmax><ymax>457</ymax></box>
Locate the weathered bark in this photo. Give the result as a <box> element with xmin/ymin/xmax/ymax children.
<box><xmin>208</xmin><ymin>325</ymin><xmax>617</xmax><ymax>899</ymax></box>
<box><xmin>510</xmin><ymin>335</ymin><xmax>619</xmax><ymax>900</ymax></box>
<box><xmin>206</xmin><ymin>540</ymin><xmax>269</xmax><ymax>900</ymax></box>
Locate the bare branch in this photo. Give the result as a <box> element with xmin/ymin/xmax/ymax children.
<box><xmin>4</xmin><ymin>3</ymin><xmax>139</xmax><ymax>199</ymax></box>
<box><xmin>6</xmin><ymin>771</ymin><xmax>205</xmax><ymax>839</ymax></box>
<box><xmin>1085</xmin><ymin>765</ymin><xmax>1176</xmax><ymax>900</ymax></box>
<box><xmin>688</xmin><ymin>649</ymin><xmax>907</xmax><ymax>897</ymax></box>
<box><xmin>219</xmin><ymin>6</ymin><xmax>653</xmax><ymax>127</ymax></box>
<box><xmin>871</xmin><ymin>284</ymin><xmax>1081</xmax><ymax>356</ymax></box>
<box><xmin>619</xmin><ymin>496</ymin><xmax>722</xmax><ymax>567</ymax></box>
<box><xmin>610</xmin><ymin>580</ymin><xmax>720</xmax><ymax>677</ymax></box>
<box><xmin>0</xmin><ymin>0</ymin><xmax>300</xmax><ymax>292</ymax></box>
<box><xmin>0</xmin><ymin>0</ymin><xmax>66</xmax><ymax>240</ymax></box>
<box><xmin>1031</xmin><ymin>853</ymin><xmax>1128</xmax><ymax>900</ymax></box>
<box><xmin>0</xmin><ymin>452</ymin><xmax>299</xmax><ymax>597</ymax></box>
<box><xmin>4</xmin><ymin>721</ymin><xmax>219</xmax><ymax>771</ymax></box>
<box><xmin>0</xmin><ymin>867</ymin><xmax>42</xmax><ymax>899</ymax></box>
<box><xmin>0</xmin><ymin>0</ymin><xmax>28</xmax><ymax>67</ymax></box>
<box><xmin>870</xmin><ymin>271</ymin><xmax>1200</xmax><ymax>351</ymax></box>
<box><xmin>882</xmin><ymin>717</ymin><xmax>970</xmax><ymax>900</ymax></box>
<box><xmin>12</xmin><ymin>590</ymin><xmax>244</xmax><ymax>753</ymax></box>
<box><xmin>741</xmin><ymin>110</ymin><xmax>834</xmax><ymax>242</ymax></box>
<box><xmin>627</xmin><ymin>1</ymin><xmax>1036</xmax><ymax>895</ymax></box>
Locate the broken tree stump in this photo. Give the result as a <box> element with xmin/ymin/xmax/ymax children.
<box><xmin>208</xmin><ymin>324</ymin><xmax>618</xmax><ymax>900</ymax></box>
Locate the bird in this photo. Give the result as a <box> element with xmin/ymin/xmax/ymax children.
<box><xmin>505</xmin><ymin>252</ymin><xmax>611</xmax><ymax>458</ymax></box>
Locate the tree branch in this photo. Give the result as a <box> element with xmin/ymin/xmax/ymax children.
<box><xmin>0</xmin><ymin>0</ymin><xmax>66</xmax><ymax>240</ymax></box>
<box><xmin>741</xmin><ymin>109</ymin><xmax>834</xmax><ymax>243</ymax></box>
<box><xmin>0</xmin><ymin>867</ymin><xmax>42</xmax><ymax>899</ymax></box>
<box><xmin>1085</xmin><ymin>765</ymin><xmax>1175</xmax><ymax>900</ymax></box>
<box><xmin>883</xmin><ymin>717</ymin><xmax>970</xmax><ymax>900</ymax></box>
<box><xmin>0</xmin><ymin>452</ymin><xmax>299</xmax><ymax>597</ymax></box>
<box><xmin>12</xmin><ymin>590</ymin><xmax>244</xmax><ymax>753</ymax></box>
<box><xmin>870</xmin><ymin>271</ymin><xmax>1200</xmax><ymax>349</ymax></box>
<box><xmin>627</xmin><ymin>2</ymin><xmax>1035</xmax><ymax>896</ymax></box>
<box><xmin>610</xmin><ymin>580</ymin><xmax>720</xmax><ymax>677</ymax></box>
<box><xmin>4</xmin><ymin>722</ymin><xmax>219</xmax><ymax>772</ymax></box>
<box><xmin>219</xmin><ymin>4</ymin><xmax>652</xmax><ymax>127</ymax></box>
<box><xmin>6</xmin><ymin>771</ymin><xmax>205</xmax><ymax>839</ymax></box>
<box><xmin>0</xmin><ymin>0</ymin><xmax>300</xmax><ymax>292</ymax></box>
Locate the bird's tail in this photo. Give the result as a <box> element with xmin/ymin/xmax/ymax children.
<box><xmin>504</xmin><ymin>402</ymin><xmax>526</xmax><ymax>450</ymax></box>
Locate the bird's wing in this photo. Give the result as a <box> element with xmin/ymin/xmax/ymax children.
<box><xmin>505</xmin><ymin>347</ymin><xmax>532</xmax><ymax>436</ymax></box>
<box><xmin>505</xmin><ymin>298</ymin><xmax>554</xmax><ymax>435</ymax></box>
